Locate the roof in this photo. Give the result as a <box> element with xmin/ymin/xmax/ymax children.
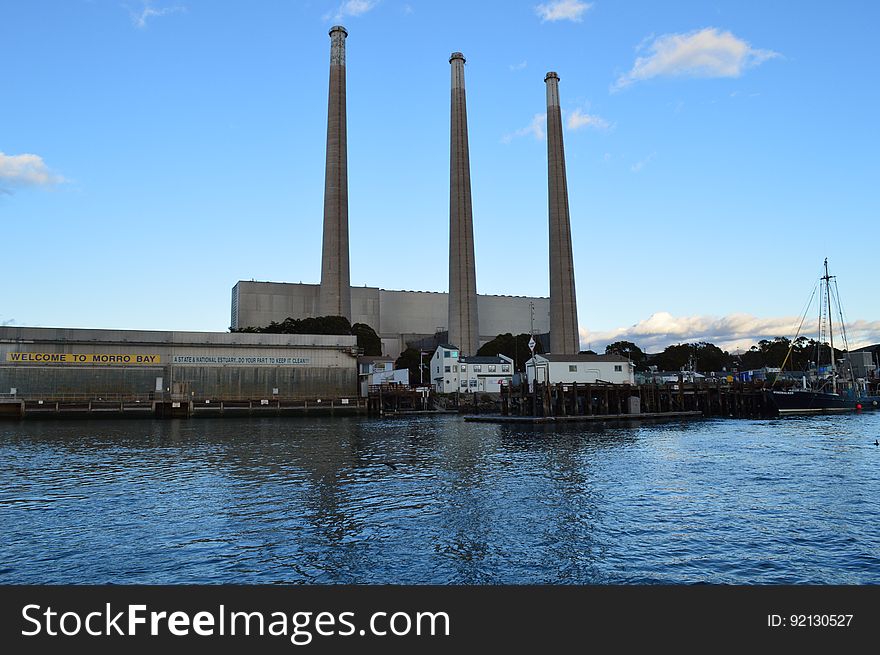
<box><xmin>435</xmin><ymin>343</ymin><xmax>459</xmax><ymax>351</ymax></box>
<box><xmin>357</xmin><ymin>355</ymin><xmax>393</xmax><ymax>364</ymax></box>
<box><xmin>534</xmin><ymin>353</ymin><xmax>632</xmax><ymax>363</ymax></box>
<box><xmin>460</xmin><ymin>355</ymin><xmax>511</xmax><ymax>364</ymax></box>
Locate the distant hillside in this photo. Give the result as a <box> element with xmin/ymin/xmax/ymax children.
<box><xmin>854</xmin><ymin>343</ymin><xmax>880</xmax><ymax>356</ymax></box>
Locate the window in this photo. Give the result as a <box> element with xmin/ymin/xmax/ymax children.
<box><xmin>461</xmin><ymin>365</ymin><xmax>467</xmax><ymax>372</ymax></box>
<box><xmin>502</xmin><ymin>365</ymin><xmax>510</xmax><ymax>372</ymax></box>
<box><xmin>436</xmin><ymin>366</ymin><xmax>439</xmax><ymax>373</ymax></box>
<box><xmin>451</xmin><ymin>351</ymin><xmax>458</xmax><ymax>358</ymax></box>
<box><xmin>569</xmin><ymin>365</ymin><xmax>578</xmax><ymax>372</ymax></box>
<box><xmin>469</xmin><ymin>379</ymin><xmax>478</xmax><ymax>387</ymax></box>
<box><xmin>488</xmin><ymin>365</ymin><xmax>496</xmax><ymax>372</ymax></box>
<box><xmin>473</xmin><ymin>365</ymin><xmax>482</xmax><ymax>372</ymax></box>
<box><xmin>460</xmin><ymin>380</ymin><xmax>467</xmax><ymax>387</ymax></box>
<box><xmin>453</xmin><ymin>365</ymin><xmax>458</xmax><ymax>372</ymax></box>
<box><xmin>444</xmin><ymin>351</ymin><xmax>451</xmax><ymax>358</ymax></box>
<box><xmin>445</xmin><ymin>366</ymin><xmax>451</xmax><ymax>373</ymax></box>
<box><xmin>614</xmin><ymin>365</ymin><xmax>623</xmax><ymax>372</ymax></box>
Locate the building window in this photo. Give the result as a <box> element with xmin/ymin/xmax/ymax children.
<box><xmin>461</xmin><ymin>380</ymin><xmax>467</xmax><ymax>387</ymax></box>
<box><xmin>453</xmin><ymin>365</ymin><xmax>458</xmax><ymax>372</ymax></box>
<box><xmin>502</xmin><ymin>365</ymin><xmax>510</xmax><ymax>372</ymax></box>
<box><xmin>444</xmin><ymin>351</ymin><xmax>451</xmax><ymax>358</ymax></box>
<box><xmin>461</xmin><ymin>365</ymin><xmax>467</xmax><ymax>372</ymax></box>
<box><xmin>473</xmin><ymin>365</ymin><xmax>481</xmax><ymax>372</ymax></box>
<box><xmin>436</xmin><ymin>366</ymin><xmax>439</xmax><ymax>373</ymax></box>
<box><xmin>469</xmin><ymin>379</ymin><xmax>477</xmax><ymax>387</ymax></box>
<box><xmin>445</xmin><ymin>366</ymin><xmax>451</xmax><ymax>373</ymax></box>
<box><xmin>488</xmin><ymin>365</ymin><xmax>496</xmax><ymax>372</ymax></box>
<box><xmin>614</xmin><ymin>365</ymin><xmax>623</xmax><ymax>372</ymax></box>
<box><xmin>569</xmin><ymin>365</ymin><xmax>578</xmax><ymax>372</ymax></box>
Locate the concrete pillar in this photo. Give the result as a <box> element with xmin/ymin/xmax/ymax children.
<box><xmin>545</xmin><ymin>72</ymin><xmax>579</xmax><ymax>355</ymax></box>
<box><xmin>448</xmin><ymin>52</ymin><xmax>479</xmax><ymax>356</ymax></box>
<box><xmin>318</xmin><ymin>25</ymin><xmax>352</xmax><ymax>320</ymax></box>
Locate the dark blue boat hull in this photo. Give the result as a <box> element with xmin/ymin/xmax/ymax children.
<box><xmin>767</xmin><ymin>390</ymin><xmax>880</xmax><ymax>414</ymax></box>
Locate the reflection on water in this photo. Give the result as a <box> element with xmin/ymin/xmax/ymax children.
<box><xmin>2</xmin><ymin>413</ymin><xmax>879</xmax><ymax>584</ymax></box>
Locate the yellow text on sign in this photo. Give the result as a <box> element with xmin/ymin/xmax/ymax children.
<box><xmin>6</xmin><ymin>353</ymin><xmax>161</xmax><ymax>365</ymax></box>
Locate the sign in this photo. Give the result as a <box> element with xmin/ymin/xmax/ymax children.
<box><xmin>528</xmin><ymin>336</ymin><xmax>536</xmax><ymax>353</ymax></box>
<box><xmin>6</xmin><ymin>353</ymin><xmax>160</xmax><ymax>365</ymax></box>
<box><xmin>171</xmin><ymin>355</ymin><xmax>310</xmax><ymax>365</ymax></box>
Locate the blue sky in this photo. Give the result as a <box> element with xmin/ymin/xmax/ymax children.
<box><xmin>2</xmin><ymin>0</ymin><xmax>878</xmax><ymax>352</ymax></box>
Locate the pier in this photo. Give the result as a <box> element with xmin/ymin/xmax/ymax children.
<box><xmin>0</xmin><ymin>394</ymin><xmax>366</xmax><ymax>420</ymax></box>
<box><xmin>461</xmin><ymin>380</ymin><xmax>778</xmax><ymax>424</ymax></box>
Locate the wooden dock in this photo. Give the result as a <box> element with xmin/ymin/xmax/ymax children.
<box><xmin>471</xmin><ymin>379</ymin><xmax>780</xmax><ymax>424</ymax></box>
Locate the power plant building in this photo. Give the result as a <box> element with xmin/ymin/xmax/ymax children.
<box><xmin>231</xmin><ymin>281</ymin><xmax>550</xmax><ymax>358</ymax></box>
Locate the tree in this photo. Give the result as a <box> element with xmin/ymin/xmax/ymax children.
<box><xmin>351</xmin><ymin>323</ymin><xmax>382</xmax><ymax>356</ymax></box>
<box><xmin>231</xmin><ymin>315</ymin><xmax>382</xmax><ymax>355</ymax></box>
<box><xmin>652</xmin><ymin>342</ymin><xmax>732</xmax><ymax>373</ymax></box>
<box><xmin>605</xmin><ymin>340</ymin><xmax>647</xmax><ymax>370</ymax></box>
<box><xmin>476</xmin><ymin>333</ymin><xmax>543</xmax><ymax>372</ymax></box>
<box><xmin>395</xmin><ymin>347</ymin><xmax>430</xmax><ymax>386</ymax></box>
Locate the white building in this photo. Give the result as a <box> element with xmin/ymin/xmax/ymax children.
<box><xmin>358</xmin><ymin>355</ymin><xmax>409</xmax><ymax>397</ymax></box>
<box><xmin>430</xmin><ymin>344</ymin><xmax>514</xmax><ymax>394</ymax></box>
<box><xmin>525</xmin><ymin>354</ymin><xmax>635</xmax><ymax>387</ymax></box>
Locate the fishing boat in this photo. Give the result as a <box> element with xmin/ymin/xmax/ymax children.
<box><xmin>766</xmin><ymin>259</ymin><xmax>880</xmax><ymax>415</ymax></box>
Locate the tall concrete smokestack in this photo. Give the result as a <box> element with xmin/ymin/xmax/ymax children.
<box><xmin>545</xmin><ymin>72</ymin><xmax>580</xmax><ymax>355</ymax></box>
<box><xmin>318</xmin><ymin>25</ymin><xmax>351</xmax><ymax>320</ymax></box>
<box><xmin>448</xmin><ymin>52</ymin><xmax>479</xmax><ymax>356</ymax></box>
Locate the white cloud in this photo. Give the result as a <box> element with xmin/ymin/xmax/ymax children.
<box><xmin>502</xmin><ymin>113</ymin><xmax>546</xmax><ymax>143</ymax></box>
<box><xmin>535</xmin><ymin>0</ymin><xmax>593</xmax><ymax>23</ymax></box>
<box><xmin>509</xmin><ymin>60</ymin><xmax>528</xmax><ymax>72</ymax></box>
<box><xmin>504</xmin><ymin>108</ymin><xmax>609</xmax><ymax>143</ymax></box>
<box><xmin>130</xmin><ymin>1</ymin><xmax>186</xmax><ymax>29</ymax></box>
<box><xmin>614</xmin><ymin>27</ymin><xmax>779</xmax><ymax>90</ymax></box>
<box><xmin>0</xmin><ymin>152</ymin><xmax>65</xmax><ymax>193</ymax></box>
<box><xmin>1</xmin><ymin>317</ymin><xmax>16</xmax><ymax>327</ymax></box>
<box><xmin>630</xmin><ymin>152</ymin><xmax>655</xmax><ymax>172</ymax></box>
<box><xmin>566</xmin><ymin>108</ymin><xmax>610</xmax><ymax>130</ymax></box>
<box><xmin>579</xmin><ymin>312</ymin><xmax>880</xmax><ymax>354</ymax></box>
<box><xmin>326</xmin><ymin>0</ymin><xmax>377</xmax><ymax>22</ymax></box>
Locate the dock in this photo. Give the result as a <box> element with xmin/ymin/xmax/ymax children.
<box><xmin>0</xmin><ymin>394</ymin><xmax>366</xmax><ymax>420</ymax></box>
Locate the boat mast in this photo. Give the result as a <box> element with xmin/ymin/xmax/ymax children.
<box><xmin>823</xmin><ymin>258</ymin><xmax>836</xmax><ymax>393</ymax></box>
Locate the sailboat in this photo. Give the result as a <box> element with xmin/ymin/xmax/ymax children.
<box><xmin>766</xmin><ymin>259</ymin><xmax>880</xmax><ymax>415</ymax></box>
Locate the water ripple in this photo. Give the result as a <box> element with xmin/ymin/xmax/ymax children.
<box><xmin>1</xmin><ymin>413</ymin><xmax>879</xmax><ymax>584</ymax></box>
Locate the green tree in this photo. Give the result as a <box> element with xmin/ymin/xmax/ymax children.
<box><xmin>351</xmin><ymin>323</ymin><xmax>382</xmax><ymax>356</ymax></box>
<box><xmin>605</xmin><ymin>340</ymin><xmax>647</xmax><ymax>370</ymax></box>
<box><xmin>395</xmin><ymin>347</ymin><xmax>431</xmax><ymax>385</ymax></box>
<box><xmin>232</xmin><ymin>315</ymin><xmax>382</xmax><ymax>355</ymax></box>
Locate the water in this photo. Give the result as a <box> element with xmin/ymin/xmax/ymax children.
<box><xmin>2</xmin><ymin>414</ymin><xmax>879</xmax><ymax>584</ymax></box>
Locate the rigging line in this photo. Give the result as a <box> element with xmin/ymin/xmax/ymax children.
<box><xmin>775</xmin><ymin>279</ymin><xmax>819</xmax><ymax>385</ymax></box>
<box><xmin>830</xmin><ymin>278</ymin><xmax>856</xmax><ymax>385</ymax></box>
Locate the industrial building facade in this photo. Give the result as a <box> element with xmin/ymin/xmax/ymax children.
<box><xmin>231</xmin><ymin>281</ymin><xmax>551</xmax><ymax>358</ymax></box>
<box><xmin>0</xmin><ymin>327</ymin><xmax>358</xmax><ymax>400</ymax></box>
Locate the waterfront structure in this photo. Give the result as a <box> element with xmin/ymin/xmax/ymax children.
<box><xmin>525</xmin><ymin>353</ymin><xmax>635</xmax><ymax>387</ymax></box>
<box><xmin>0</xmin><ymin>326</ymin><xmax>358</xmax><ymax>399</ymax></box>
<box><xmin>317</xmin><ymin>25</ymin><xmax>352</xmax><ymax>320</ymax></box>
<box><xmin>232</xmin><ymin>281</ymin><xmax>549</xmax><ymax>357</ymax></box>
<box><xmin>544</xmin><ymin>72</ymin><xmax>580</xmax><ymax>355</ymax></box>
<box><xmin>447</xmin><ymin>52</ymin><xmax>480</xmax><ymax>357</ymax></box>
<box><xmin>430</xmin><ymin>344</ymin><xmax>513</xmax><ymax>394</ymax></box>
<box><xmin>357</xmin><ymin>355</ymin><xmax>409</xmax><ymax>396</ymax></box>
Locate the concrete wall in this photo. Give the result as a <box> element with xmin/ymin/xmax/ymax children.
<box><xmin>232</xmin><ymin>281</ymin><xmax>550</xmax><ymax>358</ymax></box>
<box><xmin>0</xmin><ymin>327</ymin><xmax>357</xmax><ymax>399</ymax></box>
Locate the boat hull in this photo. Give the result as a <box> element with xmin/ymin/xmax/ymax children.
<box><xmin>767</xmin><ymin>390</ymin><xmax>880</xmax><ymax>415</ymax></box>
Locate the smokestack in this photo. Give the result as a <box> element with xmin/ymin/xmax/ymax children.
<box><xmin>448</xmin><ymin>52</ymin><xmax>479</xmax><ymax>356</ymax></box>
<box><xmin>318</xmin><ymin>25</ymin><xmax>352</xmax><ymax>320</ymax></box>
<box><xmin>545</xmin><ymin>72</ymin><xmax>580</xmax><ymax>355</ymax></box>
